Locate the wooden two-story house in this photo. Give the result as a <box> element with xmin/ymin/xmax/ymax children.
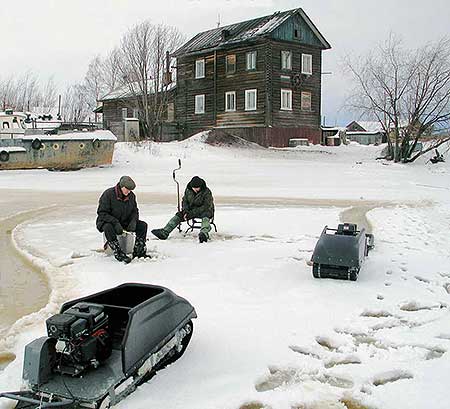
<box><xmin>173</xmin><ymin>8</ymin><xmax>331</xmax><ymax>147</ymax></box>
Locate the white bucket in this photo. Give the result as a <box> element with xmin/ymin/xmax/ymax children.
<box><xmin>104</xmin><ymin>232</ymin><xmax>135</xmax><ymax>255</ymax></box>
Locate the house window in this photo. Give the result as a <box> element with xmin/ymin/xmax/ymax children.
<box><xmin>225</xmin><ymin>91</ymin><xmax>236</xmax><ymax>111</ymax></box>
<box><xmin>195</xmin><ymin>59</ymin><xmax>205</xmax><ymax>79</ymax></box>
<box><xmin>294</xmin><ymin>28</ymin><xmax>302</xmax><ymax>39</ymax></box>
<box><xmin>195</xmin><ymin>95</ymin><xmax>205</xmax><ymax>114</ymax></box>
<box><xmin>121</xmin><ymin>108</ymin><xmax>128</xmax><ymax>119</ymax></box>
<box><xmin>245</xmin><ymin>89</ymin><xmax>257</xmax><ymax>111</ymax></box>
<box><xmin>281</xmin><ymin>51</ymin><xmax>292</xmax><ymax>70</ymax></box>
<box><xmin>226</xmin><ymin>54</ymin><xmax>236</xmax><ymax>74</ymax></box>
<box><xmin>281</xmin><ymin>89</ymin><xmax>292</xmax><ymax>111</ymax></box>
<box><xmin>132</xmin><ymin>108</ymin><xmax>139</xmax><ymax>118</ymax></box>
<box><xmin>301</xmin><ymin>54</ymin><xmax>312</xmax><ymax>75</ymax></box>
<box><xmin>246</xmin><ymin>51</ymin><xmax>257</xmax><ymax>70</ymax></box>
<box><xmin>301</xmin><ymin>92</ymin><xmax>312</xmax><ymax>111</ymax></box>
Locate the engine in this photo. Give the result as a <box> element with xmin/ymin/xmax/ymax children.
<box><xmin>46</xmin><ymin>302</ymin><xmax>112</xmax><ymax>376</ymax></box>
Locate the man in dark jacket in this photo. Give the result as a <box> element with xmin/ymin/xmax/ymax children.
<box><xmin>96</xmin><ymin>176</ymin><xmax>148</xmax><ymax>263</ymax></box>
<box><xmin>151</xmin><ymin>176</ymin><xmax>214</xmax><ymax>243</ymax></box>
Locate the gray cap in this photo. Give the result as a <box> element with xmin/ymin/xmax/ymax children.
<box><xmin>119</xmin><ymin>175</ymin><xmax>136</xmax><ymax>190</ymax></box>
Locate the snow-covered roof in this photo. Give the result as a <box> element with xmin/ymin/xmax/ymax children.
<box><xmin>173</xmin><ymin>8</ymin><xmax>331</xmax><ymax>57</ymax></box>
<box><xmin>347</xmin><ymin>131</ymin><xmax>382</xmax><ymax>136</ymax></box>
<box><xmin>99</xmin><ymin>81</ymin><xmax>176</xmax><ymax>102</ymax></box>
<box><xmin>357</xmin><ymin>121</ymin><xmax>385</xmax><ymax>133</ymax></box>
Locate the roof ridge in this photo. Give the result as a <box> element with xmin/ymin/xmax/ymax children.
<box><xmin>197</xmin><ymin>8</ymin><xmax>299</xmax><ymax>36</ymax></box>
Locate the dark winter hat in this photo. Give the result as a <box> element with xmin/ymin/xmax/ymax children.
<box><xmin>119</xmin><ymin>175</ymin><xmax>136</xmax><ymax>190</ymax></box>
<box><xmin>190</xmin><ymin>176</ymin><xmax>204</xmax><ymax>189</ymax></box>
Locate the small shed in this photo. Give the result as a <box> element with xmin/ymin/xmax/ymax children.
<box><xmin>321</xmin><ymin>126</ymin><xmax>346</xmax><ymax>146</ymax></box>
<box><xmin>346</xmin><ymin>121</ymin><xmax>386</xmax><ymax>145</ymax></box>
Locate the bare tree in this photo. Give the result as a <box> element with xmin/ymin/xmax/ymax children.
<box><xmin>115</xmin><ymin>20</ymin><xmax>184</xmax><ymax>139</ymax></box>
<box><xmin>101</xmin><ymin>49</ymin><xmax>122</xmax><ymax>93</ymax></box>
<box><xmin>83</xmin><ymin>55</ymin><xmax>105</xmax><ymax>121</ymax></box>
<box><xmin>0</xmin><ymin>72</ymin><xmax>57</xmax><ymax>113</ymax></box>
<box><xmin>345</xmin><ymin>35</ymin><xmax>450</xmax><ymax>162</ymax></box>
<box><xmin>39</xmin><ymin>76</ymin><xmax>58</xmax><ymax>111</ymax></box>
<box><xmin>61</xmin><ymin>84</ymin><xmax>90</xmax><ymax>123</ymax></box>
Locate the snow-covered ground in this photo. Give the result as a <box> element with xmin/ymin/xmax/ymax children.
<box><xmin>0</xmin><ymin>136</ymin><xmax>449</xmax><ymax>409</ymax></box>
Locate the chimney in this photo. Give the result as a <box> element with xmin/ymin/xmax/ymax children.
<box><xmin>221</xmin><ymin>29</ymin><xmax>230</xmax><ymax>41</ymax></box>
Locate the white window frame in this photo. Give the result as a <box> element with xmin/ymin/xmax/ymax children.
<box><xmin>245</xmin><ymin>89</ymin><xmax>257</xmax><ymax>111</ymax></box>
<box><xmin>121</xmin><ymin>108</ymin><xmax>128</xmax><ymax>119</ymax></box>
<box><xmin>280</xmin><ymin>89</ymin><xmax>292</xmax><ymax>111</ymax></box>
<box><xmin>301</xmin><ymin>91</ymin><xmax>312</xmax><ymax>111</ymax></box>
<box><xmin>301</xmin><ymin>54</ymin><xmax>313</xmax><ymax>75</ymax></box>
<box><xmin>225</xmin><ymin>91</ymin><xmax>236</xmax><ymax>112</ymax></box>
<box><xmin>195</xmin><ymin>59</ymin><xmax>205</xmax><ymax>79</ymax></box>
<box><xmin>132</xmin><ymin>108</ymin><xmax>139</xmax><ymax>118</ymax></box>
<box><xmin>194</xmin><ymin>94</ymin><xmax>205</xmax><ymax>114</ymax></box>
<box><xmin>281</xmin><ymin>50</ymin><xmax>292</xmax><ymax>70</ymax></box>
<box><xmin>246</xmin><ymin>51</ymin><xmax>257</xmax><ymax>70</ymax></box>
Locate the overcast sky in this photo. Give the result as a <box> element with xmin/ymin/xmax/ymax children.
<box><xmin>1</xmin><ymin>0</ymin><xmax>448</xmax><ymax>125</ymax></box>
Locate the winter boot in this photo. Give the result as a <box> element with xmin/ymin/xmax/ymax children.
<box><xmin>199</xmin><ymin>217</ymin><xmax>211</xmax><ymax>243</ymax></box>
<box><xmin>108</xmin><ymin>240</ymin><xmax>132</xmax><ymax>264</ymax></box>
<box><xmin>151</xmin><ymin>228</ymin><xmax>169</xmax><ymax>240</ymax></box>
<box><xmin>133</xmin><ymin>237</ymin><xmax>150</xmax><ymax>259</ymax></box>
<box><xmin>151</xmin><ymin>214</ymin><xmax>182</xmax><ymax>240</ymax></box>
<box><xmin>198</xmin><ymin>231</ymin><xmax>208</xmax><ymax>243</ymax></box>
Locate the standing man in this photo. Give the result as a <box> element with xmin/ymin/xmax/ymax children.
<box><xmin>96</xmin><ymin>176</ymin><xmax>149</xmax><ymax>263</ymax></box>
<box><xmin>151</xmin><ymin>176</ymin><xmax>214</xmax><ymax>243</ymax></box>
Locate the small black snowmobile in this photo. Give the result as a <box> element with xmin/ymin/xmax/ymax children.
<box><xmin>0</xmin><ymin>283</ymin><xmax>196</xmax><ymax>408</ymax></box>
<box><xmin>310</xmin><ymin>223</ymin><xmax>374</xmax><ymax>281</ymax></box>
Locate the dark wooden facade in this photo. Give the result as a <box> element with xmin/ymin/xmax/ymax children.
<box><xmin>173</xmin><ymin>8</ymin><xmax>331</xmax><ymax>147</ymax></box>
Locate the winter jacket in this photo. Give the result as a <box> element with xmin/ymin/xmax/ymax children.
<box><xmin>181</xmin><ymin>178</ymin><xmax>215</xmax><ymax>219</ymax></box>
<box><xmin>96</xmin><ymin>184</ymin><xmax>139</xmax><ymax>232</ymax></box>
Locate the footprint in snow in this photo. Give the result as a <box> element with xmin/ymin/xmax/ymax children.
<box><xmin>414</xmin><ymin>275</ymin><xmax>431</xmax><ymax>284</ymax></box>
<box><xmin>360</xmin><ymin>309</ymin><xmax>393</xmax><ymax>318</ymax></box>
<box><xmin>372</xmin><ymin>369</ymin><xmax>413</xmax><ymax>386</ymax></box>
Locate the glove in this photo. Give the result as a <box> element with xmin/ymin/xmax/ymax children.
<box><xmin>114</xmin><ymin>222</ymin><xmax>124</xmax><ymax>235</ymax></box>
<box><xmin>127</xmin><ymin>220</ymin><xmax>137</xmax><ymax>232</ymax></box>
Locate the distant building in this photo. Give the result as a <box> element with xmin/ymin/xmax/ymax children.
<box><xmin>97</xmin><ymin>84</ymin><xmax>176</xmax><ymax>142</ymax></box>
<box><xmin>346</xmin><ymin>121</ymin><xmax>386</xmax><ymax>145</ymax></box>
<box><xmin>99</xmin><ymin>8</ymin><xmax>331</xmax><ymax>147</ymax></box>
<box><xmin>173</xmin><ymin>8</ymin><xmax>331</xmax><ymax>147</ymax></box>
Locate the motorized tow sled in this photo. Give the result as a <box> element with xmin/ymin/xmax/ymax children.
<box><xmin>0</xmin><ymin>283</ymin><xmax>197</xmax><ymax>408</ymax></box>
<box><xmin>311</xmin><ymin>223</ymin><xmax>374</xmax><ymax>281</ymax></box>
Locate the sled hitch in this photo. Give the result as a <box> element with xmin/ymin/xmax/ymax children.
<box><xmin>0</xmin><ymin>391</ymin><xmax>75</xmax><ymax>408</ymax></box>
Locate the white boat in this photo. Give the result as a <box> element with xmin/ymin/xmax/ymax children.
<box><xmin>0</xmin><ymin>110</ymin><xmax>116</xmax><ymax>170</ymax></box>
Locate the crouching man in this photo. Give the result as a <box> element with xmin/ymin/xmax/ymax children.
<box><xmin>151</xmin><ymin>176</ymin><xmax>214</xmax><ymax>243</ymax></box>
<box><xmin>96</xmin><ymin>176</ymin><xmax>149</xmax><ymax>263</ymax></box>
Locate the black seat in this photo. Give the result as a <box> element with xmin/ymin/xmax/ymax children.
<box><xmin>185</xmin><ymin>217</ymin><xmax>218</xmax><ymax>234</ymax></box>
